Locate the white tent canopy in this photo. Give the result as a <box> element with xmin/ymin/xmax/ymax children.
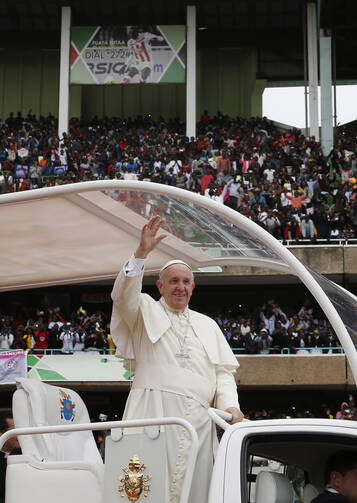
<box><xmin>1</xmin><ymin>180</ymin><xmax>357</xmax><ymax>382</ymax></box>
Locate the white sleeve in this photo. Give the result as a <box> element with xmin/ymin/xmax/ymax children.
<box><xmin>215</xmin><ymin>367</ymin><xmax>240</xmax><ymax>411</ymax></box>
<box><xmin>124</xmin><ymin>254</ymin><xmax>146</xmax><ymax>276</ymax></box>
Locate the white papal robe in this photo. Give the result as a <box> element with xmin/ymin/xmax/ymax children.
<box><xmin>110</xmin><ymin>256</ymin><xmax>240</xmax><ymax>503</ymax></box>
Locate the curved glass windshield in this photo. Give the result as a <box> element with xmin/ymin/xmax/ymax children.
<box><xmin>103</xmin><ymin>189</ymin><xmax>281</xmax><ymax>261</ymax></box>
<box><xmin>308</xmin><ymin>267</ymin><xmax>357</xmax><ymax>350</ymax></box>
<box><xmin>103</xmin><ymin>188</ymin><xmax>357</xmax><ymax>351</ymax></box>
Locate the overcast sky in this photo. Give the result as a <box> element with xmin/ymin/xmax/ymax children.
<box><xmin>262</xmin><ymin>85</ymin><xmax>357</xmax><ymax>129</ymax></box>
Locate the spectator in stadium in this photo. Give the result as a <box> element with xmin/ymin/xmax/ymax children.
<box><xmin>229</xmin><ymin>326</ymin><xmax>244</xmax><ymax>350</ymax></box>
<box><xmin>265</xmin><ymin>209</ymin><xmax>282</xmax><ymax>239</ymax></box>
<box><xmin>22</xmin><ymin>326</ymin><xmax>35</xmax><ymax>350</ymax></box>
<box><xmin>1</xmin><ymin>110</ymin><xmax>357</xmax><ymax>242</ymax></box>
<box><xmin>240</xmin><ymin>329</ymin><xmax>257</xmax><ymax>354</ymax></box>
<box><xmin>255</xmin><ymin>328</ymin><xmax>273</xmax><ymax>354</ymax></box>
<box><xmin>59</xmin><ymin>323</ymin><xmax>76</xmax><ymax>353</ymax></box>
<box><xmin>47</xmin><ymin>325</ymin><xmax>62</xmax><ymax>352</ymax></box>
<box><xmin>271</xmin><ymin>324</ymin><xmax>290</xmax><ymax>353</ymax></box>
<box><xmin>84</xmin><ymin>331</ymin><xmax>104</xmax><ymax>352</ymax></box>
<box><xmin>301</xmin><ymin>212</ymin><xmax>315</xmax><ymax>239</ymax></box>
<box><xmin>321</xmin><ymin>329</ymin><xmax>340</xmax><ymax>354</ymax></box>
<box><xmin>74</xmin><ymin>326</ymin><xmax>86</xmax><ymax>351</ymax></box>
<box><xmin>0</xmin><ymin>328</ymin><xmax>14</xmax><ymax>350</ymax></box>
<box><xmin>240</xmin><ymin>318</ymin><xmax>251</xmax><ymax>337</ymax></box>
<box><xmin>33</xmin><ymin>322</ymin><xmax>49</xmax><ymax>353</ymax></box>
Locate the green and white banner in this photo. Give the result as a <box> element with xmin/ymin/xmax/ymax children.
<box><xmin>70</xmin><ymin>25</ymin><xmax>186</xmax><ymax>84</ymax></box>
<box><xmin>27</xmin><ymin>353</ymin><xmax>134</xmax><ymax>382</ymax></box>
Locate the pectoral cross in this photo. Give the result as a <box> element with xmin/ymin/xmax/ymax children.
<box><xmin>176</xmin><ymin>349</ymin><xmax>191</xmax><ymax>360</ymax></box>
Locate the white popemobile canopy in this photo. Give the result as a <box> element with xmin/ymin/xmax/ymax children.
<box><xmin>1</xmin><ymin>180</ymin><xmax>357</xmax><ymax>383</ymax></box>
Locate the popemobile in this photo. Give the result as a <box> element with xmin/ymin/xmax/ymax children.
<box><xmin>1</xmin><ymin>181</ymin><xmax>357</xmax><ymax>503</ymax></box>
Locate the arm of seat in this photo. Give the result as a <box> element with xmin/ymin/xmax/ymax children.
<box><xmin>7</xmin><ymin>455</ymin><xmax>104</xmax><ymax>486</ymax></box>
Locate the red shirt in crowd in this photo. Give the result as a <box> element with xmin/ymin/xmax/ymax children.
<box><xmin>33</xmin><ymin>330</ymin><xmax>48</xmax><ymax>349</ymax></box>
<box><xmin>285</xmin><ymin>193</ymin><xmax>307</xmax><ymax>210</ymax></box>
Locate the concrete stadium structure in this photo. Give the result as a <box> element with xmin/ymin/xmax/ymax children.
<box><xmin>0</xmin><ymin>0</ymin><xmax>356</xmax><ymax>126</ymax></box>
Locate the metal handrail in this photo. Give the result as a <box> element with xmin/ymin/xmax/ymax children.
<box><xmin>0</xmin><ymin>348</ymin><xmax>116</xmax><ymax>355</ymax></box>
<box><xmin>282</xmin><ymin>238</ymin><xmax>357</xmax><ymax>247</ymax></box>
<box><xmin>188</xmin><ymin>238</ymin><xmax>357</xmax><ymax>248</ymax></box>
<box><xmin>230</xmin><ymin>346</ymin><xmax>344</xmax><ymax>355</ymax></box>
<box><xmin>0</xmin><ymin>347</ymin><xmax>344</xmax><ymax>355</ymax></box>
<box><xmin>0</xmin><ymin>417</ymin><xmax>199</xmax><ymax>503</ymax></box>
<box><xmin>207</xmin><ymin>408</ymin><xmax>233</xmax><ymax>430</ymax></box>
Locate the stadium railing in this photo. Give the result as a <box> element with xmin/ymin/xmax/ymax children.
<box><xmin>230</xmin><ymin>346</ymin><xmax>344</xmax><ymax>355</ymax></box>
<box><xmin>0</xmin><ymin>347</ymin><xmax>344</xmax><ymax>355</ymax></box>
<box><xmin>283</xmin><ymin>238</ymin><xmax>357</xmax><ymax>246</ymax></box>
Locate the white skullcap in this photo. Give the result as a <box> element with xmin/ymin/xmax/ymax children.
<box><xmin>159</xmin><ymin>259</ymin><xmax>192</xmax><ymax>276</ymax></box>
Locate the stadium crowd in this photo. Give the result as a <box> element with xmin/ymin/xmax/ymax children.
<box><xmin>0</xmin><ymin>296</ymin><xmax>340</xmax><ymax>355</ymax></box>
<box><xmin>244</xmin><ymin>392</ymin><xmax>357</xmax><ymax>420</ymax></box>
<box><xmin>0</xmin><ymin>306</ymin><xmax>113</xmax><ymax>354</ymax></box>
<box><xmin>214</xmin><ymin>298</ymin><xmax>340</xmax><ymax>354</ymax></box>
<box><xmin>93</xmin><ymin>394</ymin><xmax>357</xmax><ymax>425</ymax></box>
<box><xmin>1</xmin><ymin>111</ymin><xmax>357</xmax><ymax>241</ymax></box>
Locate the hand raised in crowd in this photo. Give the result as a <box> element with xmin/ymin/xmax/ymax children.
<box><xmin>135</xmin><ymin>216</ymin><xmax>167</xmax><ymax>259</ymax></box>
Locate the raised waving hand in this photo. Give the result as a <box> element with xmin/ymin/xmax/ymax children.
<box><xmin>135</xmin><ymin>216</ymin><xmax>167</xmax><ymax>259</ymax></box>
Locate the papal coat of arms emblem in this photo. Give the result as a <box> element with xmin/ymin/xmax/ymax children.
<box><xmin>59</xmin><ymin>389</ymin><xmax>76</xmax><ymax>421</ymax></box>
<box><xmin>118</xmin><ymin>454</ymin><xmax>151</xmax><ymax>501</ymax></box>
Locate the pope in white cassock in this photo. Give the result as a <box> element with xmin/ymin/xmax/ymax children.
<box><xmin>110</xmin><ymin>216</ymin><xmax>243</xmax><ymax>503</ymax></box>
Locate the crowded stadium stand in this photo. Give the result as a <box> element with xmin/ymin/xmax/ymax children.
<box><xmin>1</xmin><ymin>113</ymin><xmax>357</xmax><ymax>242</ymax></box>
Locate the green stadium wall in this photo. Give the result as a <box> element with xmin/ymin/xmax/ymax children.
<box><xmin>0</xmin><ymin>48</ymin><xmax>265</xmax><ymax>121</ymax></box>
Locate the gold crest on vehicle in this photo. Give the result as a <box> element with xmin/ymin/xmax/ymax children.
<box><xmin>118</xmin><ymin>454</ymin><xmax>151</xmax><ymax>501</ymax></box>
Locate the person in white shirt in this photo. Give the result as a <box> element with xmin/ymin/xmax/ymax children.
<box><xmin>59</xmin><ymin>324</ymin><xmax>76</xmax><ymax>353</ymax></box>
<box><xmin>255</xmin><ymin>328</ymin><xmax>273</xmax><ymax>354</ymax></box>
<box><xmin>110</xmin><ymin>216</ymin><xmax>243</xmax><ymax>503</ymax></box>
<box><xmin>0</xmin><ymin>330</ymin><xmax>14</xmax><ymax>349</ymax></box>
<box><xmin>263</xmin><ymin>166</ymin><xmax>275</xmax><ymax>183</ymax></box>
<box><xmin>166</xmin><ymin>158</ymin><xmax>182</xmax><ymax>175</ymax></box>
<box><xmin>204</xmin><ymin>181</ymin><xmax>230</xmax><ymax>205</ymax></box>
<box><xmin>123</xmin><ymin>169</ymin><xmax>138</xmax><ymax>181</ymax></box>
<box><xmin>207</xmin><ymin>152</ymin><xmax>217</xmax><ymax>170</ymax></box>
<box><xmin>74</xmin><ymin>328</ymin><xmax>86</xmax><ymax>351</ymax></box>
<box><xmin>240</xmin><ymin>319</ymin><xmax>251</xmax><ymax>337</ymax></box>
<box><xmin>48</xmin><ymin>316</ymin><xmax>64</xmax><ymax>332</ymax></box>
<box><xmin>281</xmin><ymin>187</ymin><xmax>292</xmax><ymax>207</ymax></box>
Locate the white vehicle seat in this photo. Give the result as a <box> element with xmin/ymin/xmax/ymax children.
<box><xmin>6</xmin><ymin>378</ymin><xmax>103</xmax><ymax>503</ymax></box>
<box><xmin>303</xmin><ymin>483</ymin><xmax>322</xmax><ymax>503</ymax></box>
<box><xmin>255</xmin><ymin>471</ymin><xmax>294</xmax><ymax>503</ymax></box>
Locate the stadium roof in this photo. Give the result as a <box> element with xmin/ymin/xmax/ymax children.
<box><xmin>0</xmin><ymin>0</ymin><xmax>356</xmax><ymax>82</ymax></box>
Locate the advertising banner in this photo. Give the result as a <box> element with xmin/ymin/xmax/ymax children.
<box><xmin>27</xmin><ymin>353</ymin><xmax>134</xmax><ymax>382</ymax></box>
<box><xmin>0</xmin><ymin>350</ymin><xmax>27</xmax><ymax>384</ymax></box>
<box><xmin>70</xmin><ymin>25</ymin><xmax>186</xmax><ymax>85</ymax></box>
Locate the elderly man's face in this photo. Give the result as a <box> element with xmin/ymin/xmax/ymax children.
<box><xmin>331</xmin><ymin>467</ymin><xmax>357</xmax><ymax>503</ymax></box>
<box><xmin>156</xmin><ymin>264</ymin><xmax>195</xmax><ymax>311</ymax></box>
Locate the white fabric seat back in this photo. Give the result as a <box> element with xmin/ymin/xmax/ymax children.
<box><xmin>303</xmin><ymin>483</ymin><xmax>321</xmax><ymax>503</ymax></box>
<box><xmin>255</xmin><ymin>471</ymin><xmax>294</xmax><ymax>503</ymax></box>
<box><xmin>13</xmin><ymin>378</ymin><xmax>102</xmax><ymax>465</ymax></box>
